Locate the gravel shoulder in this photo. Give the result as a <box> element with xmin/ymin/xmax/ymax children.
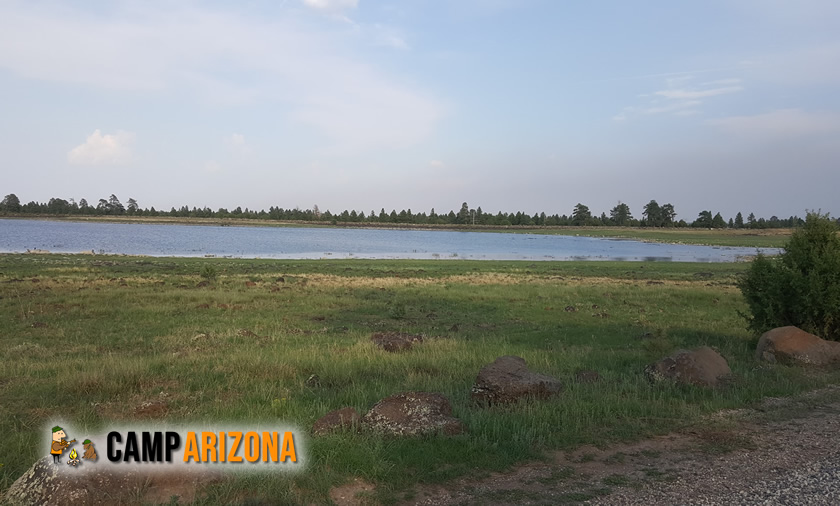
<box><xmin>405</xmin><ymin>386</ymin><xmax>840</xmax><ymax>505</ymax></box>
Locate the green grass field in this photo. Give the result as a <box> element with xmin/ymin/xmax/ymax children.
<box><xmin>510</xmin><ymin>226</ymin><xmax>791</xmax><ymax>248</ymax></box>
<box><xmin>1</xmin><ymin>254</ymin><xmax>835</xmax><ymax>504</ymax></box>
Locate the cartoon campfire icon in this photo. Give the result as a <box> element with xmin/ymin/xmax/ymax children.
<box><xmin>66</xmin><ymin>448</ymin><xmax>81</xmax><ymax>467</ymax></box>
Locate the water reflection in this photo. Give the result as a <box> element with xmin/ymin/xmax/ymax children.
<box><xmin>0</xmin><ymin>219</ymin><xmax>781</xmax><ymax>263</ymax></box>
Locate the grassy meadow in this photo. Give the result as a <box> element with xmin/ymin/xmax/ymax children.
<box><xmin>1</xmin><ymin>254</ymin><xmax>836</xmax><ymax>504</ymax></box>
<box><xmin>514</xmin><ymin>226</ymin><xmax>792</xmax><ymax>248</ymax></box>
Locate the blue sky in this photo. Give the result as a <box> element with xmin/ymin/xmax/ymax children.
<box><xmin>1</xmin><ymin>0</ymin><xmax>838</xmax><ymax>220</ymax></box>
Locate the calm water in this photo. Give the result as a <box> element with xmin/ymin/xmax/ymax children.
<box><xmin>0</xmin><ymin>219</ymin><xmax>776</xmax><ymax>262</ymax></box>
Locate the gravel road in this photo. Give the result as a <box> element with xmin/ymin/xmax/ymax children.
<box><xmin>591</xmin><ymin>396</ymin><xmax>840</xmax><ymax>505</ymax></box>
<box><xmin>409</xmin><ymin>388</ymin><xmax>840</xmax><ymax>505</ymax></box>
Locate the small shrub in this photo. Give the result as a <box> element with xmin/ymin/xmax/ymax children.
<box><xmin>388</xmin><ymin>302</ymin><xmax>407</xmax><ymax>320</ymax></box>
<box><xmin>199</xmin><ymin>265</ymin><xmax>218</xmax><ymax>281</ymax></box>
<box><xmin>738</xmin><ymin>212</ymin><xmax>840</xmax><ymax>340</ymax></box>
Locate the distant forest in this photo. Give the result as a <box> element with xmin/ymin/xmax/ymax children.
<box><xmin>0</xmin><ymin>192</ymin><xmax>815</xmax><ymax>229</ymax></box>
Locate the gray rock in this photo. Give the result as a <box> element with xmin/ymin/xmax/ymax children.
<box><xmin>645</xmin><ymin>346</ymin><xmax>731</xmax><ymax>387</ymax></box>
<box><xmin>471</xmin><ymin>356</ymin><xmax>563</xmax><ymax>405</ymax></box>
<box><xmin>3</xmin><ymin>457</ymin><xmax>221</xmax><ymax>505</ymax></box>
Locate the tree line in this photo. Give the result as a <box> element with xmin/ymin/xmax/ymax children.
<box><xmin>0</xmin><ymin>193</ymin><xmax>813</xmax><ymax>229</ymax></box>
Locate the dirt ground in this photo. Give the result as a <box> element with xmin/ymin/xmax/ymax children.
<box><xmin>6</xmin><ymin>386</ymin><xmax>838</xmax><ymax>505</ymax></box>
<box><xmin>395</xmin><ymin>385</ymin><xmax>840</xmax><ymax>505</ymax></box>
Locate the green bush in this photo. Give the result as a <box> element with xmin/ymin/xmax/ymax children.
<box><xmin>199</xmin><ymin>264</ymin><xmax>218</xmax><ymax>281</ymax></box>
<box><xmin>738</xmin><ymin>212</ymin><xmax>840</xmax><ymax>339</ymax></box>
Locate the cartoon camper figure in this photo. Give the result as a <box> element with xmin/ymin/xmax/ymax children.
<box><xmin>82</xmin><ymin>439</ymin><xmax>97</xmax><ymax>461</ymax></box>
<box><xmin>50</xmin><ymin>426</ymin><xmax>76</xmax><ymax>464</ymax></box>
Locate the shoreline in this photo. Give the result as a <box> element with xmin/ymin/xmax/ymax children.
<box><xmin>6</xmin><ymin>251</ymin><xmax>763</xmax><ymax>263</ymax></box>
<box><xmin>0</xmin><ymin>214</ymin><xmax>792</xmax><ymax>248</ymax></box>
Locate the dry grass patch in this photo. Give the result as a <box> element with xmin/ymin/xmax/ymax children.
<box><xmin>292</xmin><ymin>273</ymin><xmax>740</xmax><ymax>291</ymax></box>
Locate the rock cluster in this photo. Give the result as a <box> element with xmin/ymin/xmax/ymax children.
<box><xmin>312</xmin><ymin>355</ymin><xmax>565</xmax><ymax>437</ymax></box>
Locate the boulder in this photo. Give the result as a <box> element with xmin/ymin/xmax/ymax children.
<box><xmin>312</xmin><ymin>407</ymin><xmax>361</xmax><ymax>436</ymax></box>
<box><xmin>362</xmin><ymin>392</ymin><xmax>464</xmax><ymax>436</ymax></box>
<box><xmin>3</xmin><ymin>457</ymin><xmax>220</xmax><ymax>505</ymax></box>
<box><xmin>4</xmin><ymin>457</ymin><xmax>136</xmax><ymax>505</ymax></box>
<box><xmin>371</xmin><ymin>332</ymin><xmax>423</xmax><ymax>352</ymax></box>
<box><xmin>756</xmin><ymin>326</ymin><xmax>840</xmax><ymax>366</ymax></box>
<box><xmin>471</xmin><ymin>356</ymin><xmax>563</xmax><ymax>405</ymax></box>
<box><xmin>644</xmin><ymin>347</ymin><xmax>731</xmax><ymax>387</ymax></box>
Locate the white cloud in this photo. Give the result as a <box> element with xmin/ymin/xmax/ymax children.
<box><xmin>67</xmin><ymin>130</ymin><xmax>135</xmax><ymax>166</ymax></box>
<box><xmin>429</xmin><ymin>160</ymin><xmax>445</xmax><ymax>167</ymax></box>
<box><xmin>664</xmin><ymin>75</ymin><xmax>694</xmax><ymax>88</ymax></box>
<box><xmin>228</xmin><ymin>133</ymin><xmax>246</xmax><ymax>147</ymax></box>
<box><xmin>0</xmin><ymin>2</ymin><xmax>443</xmax><ymax>152</ymax></box>
<box><xmin>225</xmin><ymin>133</ymin><xmax>251</xmax><ymax>155</ymax></box>
<box><xmin>701</xmin><ymin>78</ymin><xmax>742</xmax><ymax>86</ymax></box>
<box><xmin>204</xmin><ymin>161</ymin><xmax>223</xmax><ymax>173</ymax></box>
<box><xmin>303</xmin><ymin>0</ymin><xmax>358</xmax><ymax>11</ymax></box>
<box><xmin>707</xmin><ymin>109</ymin><xmax>840</xmax><ymax>138</ymax></box>
<box><xmin>616</xmin><ymin>75</ymin><xmax>742</xmax><ymax>121</ymax></box>
<box><xmin>613</xmin><ymin>100</ymin><xmax>702</xmax><ymax>121</ymax></box>
<box><xmin>654</xmin><ymin>86</ymin><xmax>743</xmax><ymax>99</ymax></box>
<box><xmin>372</xmin><ymin>24</ymin><xmax>409</xmax><ymax>50</ymax></box>
<box><xmin>674</xmin><ymin>109</ymin><xmax>702</xmax><ymax>117</ymax></box>
<box><xmin>641</xmin><ymin>100</ymin><xmax>702</xmax><ymax>115</ymax></box>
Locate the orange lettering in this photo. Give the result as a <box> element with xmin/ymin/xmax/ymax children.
<box><xmin>228</xmin><ymin>432</ymin><xmax>243</xmax><ymax>463</ymax></box>
<box><xmin>202</xmin><ymin>432</ymin><xmax>217</xmax><ymax>462</ymax></box>
<box><xmin>244</xmin><ymin>432</ymin><xmax>259</xmax><ymax>463</ymax></box>
<box><xmin>219</xmin><ymin>432</ymin><xmax>226</xmax><ymax>462</ymax></box>
<box><xmin>183</xmin><ymin>432</ymin><xmax>200</xmax><ymax>463</ymax></box>
<box><xmin>280</xmin><ymin>432</ymin><xmax>296</xmax><ymax>463</ymax></box>
<box><xmin>262</xmin><ymin>432</ymin><xmax>278</xmax><ymax>462</ymax></box>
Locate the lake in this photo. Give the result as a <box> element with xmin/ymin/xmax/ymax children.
<box><xmin>0</xmin><ymin>219</ymin><xmax>776</xmax><ymax>262</ymax></box>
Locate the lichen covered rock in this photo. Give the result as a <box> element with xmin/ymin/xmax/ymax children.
<box><xmin>362</xmin><ymin>392</ymin><xmax>464</xmax><ymax>436</ymax></box>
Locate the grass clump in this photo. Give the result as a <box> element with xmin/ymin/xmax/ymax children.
<box><xmin>199</xmin><ymin>264</ymin><xmax>218</xmax><ymax>281</ymax></box>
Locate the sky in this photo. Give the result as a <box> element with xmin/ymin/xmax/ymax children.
<box><xmin>1</xmin><ymin>0</ymin><xmax>838</xmax><ymax>221</ymax></box>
